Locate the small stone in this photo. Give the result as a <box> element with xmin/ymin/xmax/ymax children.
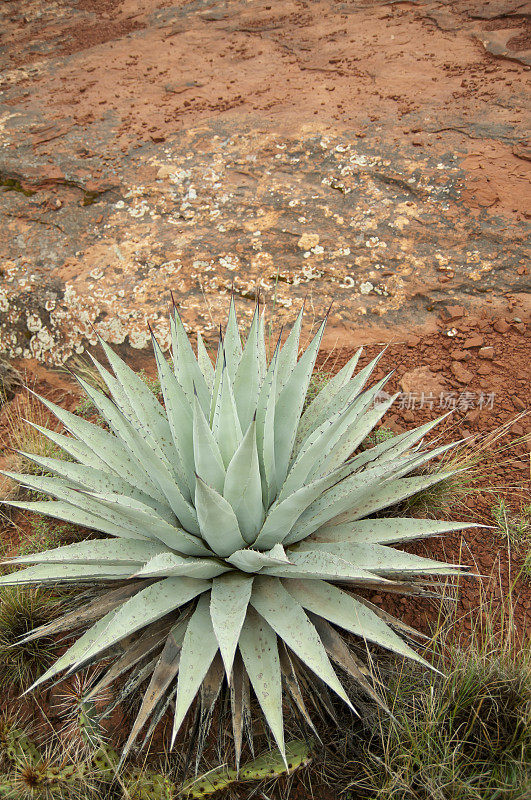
<box><xmin>156</xmin><ymin>165</ymin><xmax>174</xmax><ymax>180</ymax></box>
<box><xmin>463</xmin><ymin>335</ymin><xmax>484</xmax><ymax>348</ymax></box>
<box><xmin>444</xmin><ymin>305</ymin><xmax>465</xmax><ymax>320</ymax></box>
<box><xmin>513</xmin><ymin>397</ymin><xmax>526</xmax><ymax>411</ymax></box>
<box><xmin>451</xmin><ymin>361</ymin><xmax>474</xmax><ymax>383</ymax></box>
<box><xmin>450</xmin><ymin>349</ymin><xmax>469</xmax><ymax>361</ymax></box>
<box><xmin>297</xmin><ymin>233</ymin><xmax>320</xmax><ymax>250</ymax></box>
<box><xmin>512</xmin><ymin>423</ymin><xmax>524</xmax><ymax>436</ymax></box>
<box><xmin>477</xmin><ymin>363</ymin><xmax>492</xmax><ymax>376</ymax></box>
<box><xmin>493</xmin><ymin>318</ymin><xmax>509</xmax><ymax>333</ymax></box>
<box><xmin>513</xmin><ymin>322</ymin><xmax>526</xmax><ymax>334</ymax></box>
<box><xmin>467</xmin><ymin>409</ymin><xmax>480</xmax><ymax>423</ymax></box>
<box><xmin>478</xmin><ymin>346</ymin><xmax>494</xmax><ymax>359</ymax></box>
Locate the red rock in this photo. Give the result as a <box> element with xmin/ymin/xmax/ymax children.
<box><xmin>477</xmin><ymin>363</ymin><xmax>492</xmax><ymax>375</ymax></box>
<box><xmin>478</xmin><ymin>346</ymin><xmax>494</xmax><ymax>359</ymax></box>
<box><xmin>443</xmin><ymin>305</ymin><xmax>465</xmax><ymax>320</ymax></box>
<box><xmin>463</xmin><ymin>335</ymin><xmax>484</xmax><ymax>348</ymax></box>
<box><xmin>513</xmin><ymin>322</ymin><xmax>526</xmax><ymax>334</ymax></box>
<box><xmin>513</xmin><ymin>397</ymin><xmax>526</xmax><ymax>411</ymax></box>
<box><xmin>493</xmin><ymin>318</ymin><xmax>509</xmax><ymax>333</ymax></box>
<box><xmin>451</xmin><ymin>361</ymin><xmax>474</xmax><ymax>383</ymax></box>
<box><xmin>450</xmin><ymin>349</ymin><xmax>470</xmax><ymax>360</ymax></box>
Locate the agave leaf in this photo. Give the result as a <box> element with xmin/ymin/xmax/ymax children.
<box><xmin>295</xmin><ymin>347</ymin><xmax>362</xmax><ymax>449</ymax></box>
<box><xmin>151</xmin><ymin>327</ymin><xmax>195</xmax><ymax>492</ymax></box>
<box><xmin>253</xmin><ymin>470</ymin><xmax>345</xmax><ymax>551</ymax></box>
<box><xmin>86</xmin><ymin>616</ymin><xmax>177</xmax><ymax>699</ymax></box>
<box><xmin>97</xmin><ymin>339</ymin><xmax>174</xmax><ymax>451</ymax></box>
<box><xmin>15</xmin><ymin>453</ymin><xmax>175</xmax><ymax>523</ymax></box>
<box><xmin>262</xmin><ymin>549</ymin><xmax>389</xmax><ymax>584</ymax></box>
<box><xmin>238</xmin><ymin>606</ymin><xmax>285</xmax><ymax>761</ymax></box>
<box><xmin>233</xmin><ymin>307</ymin><xmax>261</xmax><ymax>431</ymax></box>
<box><xmin>195</xmin><ymin>475</ymin><xmax>246</xmax><ymax>557</ymax></box>
<box><xmin>197</xmin><ymin>332</ymin><xmax>215</xmax><ymax>391</ymax></box>
<box><xmin>26</xmin><ymin>607</ymin><xmax>124</xmax><ymax>693</ymax></box>
<box><xmin>3</xmin><ymin>472</ymin><xmax>156</xmax><ymax>540</ymax></box>
<box><xmin>275</xmin><ymin>306</ymin><xmax>303</xmax><ymax>395</ymax></box>
<box><xmin>223</xmin><ymin>421</ymin><xmax>264</xmax><ymax>542</ymax></box>
<box><xmin>172</xmin><ymin>594</ymin><xmax>219</xmax><ymax>745</ymax></box>
<box><xmin>310</xmin><ymin>383</ymin><xmax>397</xmax><ymax>480</ymax></box>
<box><xmin>87</xmin><ymin>354</ymin><xmax>136</xmax><ymax>422</ymax></box>
<box><xmin>2</xmin><ymin>498</ymin><xmax>148</xmax><ymax>541</ymax></box>
<box><xmin>294</xmin><ymin>350</ymin><xmax>386</xmax><ymax>454</ymax></box>
<box><xmin>67</xmin><ymin>578</ymin><xmax>210</xmax><ymax>683</ymax></box>
<box><xmin>257</xmin><ymin>308</ymin><xmax>267</xmax><ymax>382</ymax></box>
<box><xmin>30</xmin><ymin>393</ymin><xmax>164</xmax><ymax>502</ymax></box>
<box><xmin>333</xmin><ymin>470</ymin><xmax>459</xmax><ymax>524</ymax></box>
<box><xmin>284</xmin><ymin>457</ymin><xmax>435</xmax><ymax>545</ymax></box>
<box><xmin>255</xmin><ymin>342</ymin><xmax>279</xmax><ymax>508</ymax></box>
<box><xmin>193</xmin><ymin>395</ymin><xmax>225</xmax><ymax>494</ymax></box>
<box><xmin>230</xmin><ymin>652</ymin><xmax>250</xmax><ymax>771</ymax></box>
<box><xmin>351</xmin><ymin>414</ymin><xmax>450</xmax><ymax>473</ymax></box>
<box><xmin>170</xmin><ymin>309</ymin><xmax>211</xmax><ymax>413</ymax></box>
<box><xmin>209</xmin><ymin>335</ymin><xmax>224</xmax><ymax>426</ymax></box>
<box><xmin>223</xmin><ymin>296</ymin><xmax>243</xmax><ymax>383</ymax></box>
<box><xmin>280</xmin><ymin>378</ymin><xmax>386</xmax><ymax>500</ymax></box>
<box><xmin>250</xmin><ymin>577</ymin><xmax>354</xmax><ymax>710</ymax></box>
<box><xmin>121</xmin><ymin>616</ymin><xmax>189</xmax><ymax>762</ymax></box>
<box><xmin>24</xmin><ymin>424</ymin><xmax>110</xmax><ymax>472</ymax></box>
<box><xmin>284</xmin><ymin>579</ymin><xmax>432</xmax><ymax>668</ymax></box>
<box><xmin>227</xmin><ymin>543</ymin><xmax>290</xmax><ymax>572</ymax></box>
<box><xmin>197</xmin><ymin>653</ymin><xmax>226</xmax><ymax>769</ymax></box>
<box><xmin>133</xmin><ymin>552</ymin><xmax>228</xmax><ymax>579</ymax></box>
<box><xmin>274</xmin><ymin>319</ymin><xmax>325</xmax><ymax>485</ymax></box>
<box><xmin>0</xmin><ymin>562</ymin><xmax>138</xmax><ymax>587</ymax></box>
<box><xmin>212</xmin><ymin>367</ymin><xmax>243</xmax><ymax>468</ymax></box>
<box><xmin>17</xmin><ymin>582</ymin><xmax>144</xmax><ymax>645</ymax></box>
<box><xmin>308</xmin><ymin>614</ymin><xmax>388</xmax><ymax>713</ymax></box>
<box><xmin>72</xmin><ymin>375</ymin><xmax>199</xmax><ymax>529</ymax></box>
<box><xmin>279</xmin><ymin>643</ymin><xmax>319</xmax><ymax>737</ymax></box>
<box><xmin>210</xmin><ymin>573</ymin><xmax>254</xmax><ymax>678</ymax></box>
<box><xmin>292</xmin><ymin>542</ymin><xmax>461</xmax><ymax>576</ymax></box>
<box><xmin>75</xmin><ymin>366</ymin><xmax>175</xmax><ymax>476</ymax></box>
<box><xmin>5</xmin><ymin>537</ymin><xmax>164</xmax><ymax>567</ymax></box>
<box><xmin>309</xmin><ymin>518</ymin><xmax>478</xmax><ymax>546</ymax></box>
<box><xmin>85</xmin><ymin>491</ymin><xmax>207</xmax><ymax>555</ymax></box>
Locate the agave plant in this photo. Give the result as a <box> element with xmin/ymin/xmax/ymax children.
<box><xmin>1</xmin><ymin>301</ymin><xmax>470</xmax><ymax>767</ymax></box>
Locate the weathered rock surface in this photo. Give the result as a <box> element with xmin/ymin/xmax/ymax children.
<box><xmin>0</xmin><ymin>0</ymin><xmax>529</xmax><ymax>363</ymax></box>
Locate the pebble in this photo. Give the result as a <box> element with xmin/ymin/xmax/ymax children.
<box><xmin>478</xmin><ymin>346</ymin><xmax>494</xmax><ymax>359</ymax></box>
<box><xmin>444</xmin><ymin>305</ymin><xmax>465</xmax><ymax>320</ymax></box>
<box><xmin>450</xmin><ymin>349</ymin><xmax>470</xmax><ymax>361</ymax></box>
<box><xmin>493</xmin><ymin>318</ymin><xmax>509</xmax><ymax>333</ymax></box>
<box><xmin>451</xmin><ymin>361</ymin><xmax>474</xmax><ymax>383</ymax></box>
<box><xmin>463</xmin><ymin>335</ymin><xmax>484</xmax><ymax>348</ymax></box>
<box><xmin>477</xmin><ymin>363</ymin><xmax>492</xmax><ymax>375</ymax></box>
